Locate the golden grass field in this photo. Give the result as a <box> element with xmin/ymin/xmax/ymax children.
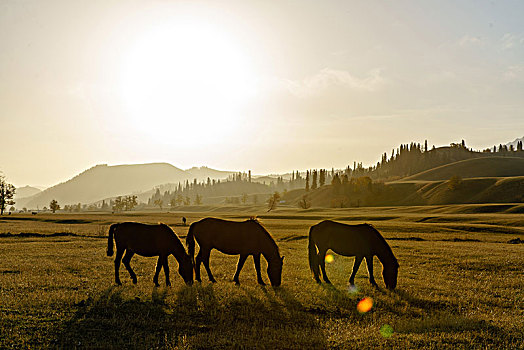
<box><xmin>1</xmin><ymin>204</ymin><xmax>523</xmax><ymax>349</ymax></box>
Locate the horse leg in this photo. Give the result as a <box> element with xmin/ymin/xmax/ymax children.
<box><xmin>233</xmin><ymin>254</ymin><xmax>248</xmax><ymax>285</ymax></box>
<box><xmin>319</xmin><ymin>249</ymin><xmax>331</xmax><ymax>284</ymax></box>
<box><xmin>195</xmin><ymin>250</ymin><xmax>203</xmax><ymax>283</ymax></box>
<box><xmin>365</xmin><ymin>256</ymin><xmax>378</xmax><ymax>287</ymax></box>
<box><xmin>349</xmin><ymin>256</ymin><xmax>363</xmax><ymax>286</ymax></box>
<box><xmin>253</xmin><ymin>254</ymin><xmax>266</xmax><ymax>285</ymax></box>
<box><xmin>153</xmin><ymin>256</ymin><xmax>163</xmax><ymax>287</ymax></box>
<box><xmin>122</xmin><ymin>250</ymin><xmax>137</xmax><ymax>284</ymax></box>
<box><xmin>162</xmin><ymin>255</ymin><xmax>171</xmax><ymax>286</ymax></box>
<box><xmin>114</xmin><ymin>247</ymin><xmax>124</xmax><ymax>285</ymax></box>
<box><xmin>201</xmin><ymin>248</ymin><xmax>216</xmax><ymax>283</ymax></box>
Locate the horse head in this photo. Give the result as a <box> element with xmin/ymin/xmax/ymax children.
<box><xmin>267</xmin><ymin>256</ymin><xmax>284</xmax><ymax>287</ymax></box>
<box><xmin>178</xmin><ymin>253</ymin><xmax>194</xmax><ymax>285</ymax></box>
<box><xmin>382</xmin><ymin>261</ymin><xmax>399</xmax><ymax>289</ymax></box>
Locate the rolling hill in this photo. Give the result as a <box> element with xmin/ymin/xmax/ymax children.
<box><xmin>18</xmin><ymin>163</ymin><xmax>233</xmax><ymax>209</ymax></box>
<box><xmin>400</xmin><ymin>157</ymin><xmax>524</xmax><ymax>181</ymax></box>
<box><xmin>13</xmin><ymin>185</ymin><xmax>42</xmax><ymax>200</ymax></box>
<box><xmin>282</xmin><ymin>176</ymin><xmax>524</xmax><ymax>208</ymax></box>
<box><xmin>185</xmin><ymin>166</ymin><xmax>235</xmax><ymax>182</ymax></box>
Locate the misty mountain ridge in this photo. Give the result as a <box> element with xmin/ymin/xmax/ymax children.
<box><xmin>12</xmin><ymin>136</ymin><xmax>524</xmax><ymax>210</ymax></box>
<box><xmin>185</xmin><ymin>166</ymin><xmax>236</xmax><ymax>181</ymax></box>
<box><xmin>17</xmin><ymin>163</ymin><xmax>235</xmax><ymax>209</ymax></box>
<box><xmin>506</xmin><ymin>136</ymin><xmax>524</xmax><ymax>148</ymax></box>
<box><xmin>13</xmin><ymin>185</ymin><xmax>42</xmax><ymax>200</ymax></box>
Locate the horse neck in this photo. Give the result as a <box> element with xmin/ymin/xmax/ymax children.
<box><xmin>375</xmin><ymin>243</ymin><xmax>397</xmax><ymax>267</ymax></box>
<box><xmin>169</xmin><ymin>236</ymin><xmax>188</xmax><ymax>261</ymax></box>
<box><xmin>260</xmin><ymin>240</ymin><xmax>280</xmax><ymax>263</ymax></box>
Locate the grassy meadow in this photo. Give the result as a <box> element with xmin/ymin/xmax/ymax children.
<box><xmin>0</xmin><ymin>205</ymin><xmax>523</xmax><ymax>349</ymax></box>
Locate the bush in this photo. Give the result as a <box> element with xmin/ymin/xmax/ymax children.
<box><xmin>448</xmin><ymin>175</ymin><xmax>463</xmax><ymax>191</ymax></box>
<box><xmin>298</xmin><ymin>195</ymin><xmax>311</xmax><ymax>209</ymax></box>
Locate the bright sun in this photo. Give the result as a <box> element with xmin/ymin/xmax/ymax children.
<box><xmin>120</xmin><ymin>20</ymin><xmax>255</xmax><ymax>144</ymax></box>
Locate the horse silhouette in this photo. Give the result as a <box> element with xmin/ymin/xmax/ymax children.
<box><xmin>107</xmin><ymin>222</ymin><xmax>193</xmax><ymax>286</ymax></box>
<box><xmin>186</xmin><ymin>218</ymin><xmax>284</xmax><ymax>286</ymax></box>
<box><xmin>308</xmin><ymin>220</ymin><xmax>399</xmax><ymax>289</ymax></box>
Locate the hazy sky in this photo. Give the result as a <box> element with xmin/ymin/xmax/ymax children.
<box><xmin>1</xmin><ymin>0</ymin><xmax>523</xmax><ymax>187</ymax></box>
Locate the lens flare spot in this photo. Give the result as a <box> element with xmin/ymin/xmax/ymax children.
<box><xmin>380</xmin><ymin>324</ymin><xmax>394</xmax><ymax>338</ymax></box>
<box><xmin>348</xmin><ymin>284</ymin><xmax>359</xmax><ymax>295</ymax></box>
<box><xmin>325</xmin><ymin>254</ymin><xmax>334</xmax><ymax>263</ymax></box>
<box><xmin>357</xmin><ymin>297</ymin><xmax>373</xmax><ymax>313</ymax></box>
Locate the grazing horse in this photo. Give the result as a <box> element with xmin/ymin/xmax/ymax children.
<box><xmin>186</xmin><ymin>218</ymin><xmax>284</xmax><ymax>286</ymax></box>
<box><xmin>308</xmin><ymin>220</ymin><xmax>399</xmax><ymax>289</ymax></box>
<box><xmin>106</xmin><ymin>222</ymin><xmax>193</xmax><ymax>286</ymax></box>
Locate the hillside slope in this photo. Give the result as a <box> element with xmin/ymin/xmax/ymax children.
<box><xmin>14</xmin><ymin>185</ymin><xmax>42</xmax><ymax>200</ymax></box>
<box><xmin>185</xmin><ymin>166</ymin><xmax>234</xmax><ymax>182</ymax></box>
<box><xmin>401</xmin><ymin>157</ymin><xmax>524</xmax><ymax>181</ymax></box>
<box><xmin>21</xmin><ymin>163</ymin><xmax>189</xmax><ymax>208</ymax></box>
<box><xmin>283</xmin><ymin>176</ymin><xmax>524</xmax><ymax>208</ymax></box>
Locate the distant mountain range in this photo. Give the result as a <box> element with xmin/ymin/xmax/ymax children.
<box><xmin>12</xmin><ymin>136</ymin><xmax>524</xmax><ymax>209</ymax></box>
<box><xmin>16</xmin><ymin>163</ymin><xmax>236</xmax><ymax>209</ymax></box>
<box><xmin>14</xmin><ymin>185</ymin><xmax>42</xmax><ymax>200</ymax></box>
<box><xmin>506</xmin><ymin>136</ymin><xmax>524</xmax><ymax>148</ymax></box>
<box><xmin>185</xmin><ymin>166</ymin><xmax>233</xmax><ymax>181</ymax></box>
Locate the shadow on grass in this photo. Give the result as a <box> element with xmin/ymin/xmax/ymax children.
<box><xmin>386</xmin><ymin>288</ymin><xmax>521</xmax><ymax>346</ymax></box>
<box><xmin>53</xmin><ymin>284</ymin><xmax>327</xmax><ymax>348</ymax></box>
<box><xmin>53</xmin><ymin>286</ymin><xmax>196</xmax><ymax>348</ymax></box>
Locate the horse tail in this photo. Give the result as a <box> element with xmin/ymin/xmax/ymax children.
<box><xmin>107</xmin><ymin>224</ymin><xmax>117</xmax><ymax>256</ymax></box>
<box><xmin>186</xmin><ymin>223</ymin><xmax>196</xmax><ymax>267</ymax></box>
<box><xmin>308</xmin><ymin>225</ymin><xmax>320</xmax><ymax>280</ymax></box>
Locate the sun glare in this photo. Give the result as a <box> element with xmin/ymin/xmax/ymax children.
<box><xmin>120</xmin><ymin>20</ymin><xmax>256</xmax><ymax>144</ymax></box>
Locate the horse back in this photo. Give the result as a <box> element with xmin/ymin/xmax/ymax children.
<box><xmin>191</xmin><ymin>218</ymin><xmax>274</xmax><ymax>255</ymax></box>
<box><xmin>113</xmin><ymin>222</ymin><xmax>176</xmax><ymax>257</ymax></box>
<box><xmin>310</xmin><ymin>220</ymin><xmax>380</xmax><ymax>257</ymax></box>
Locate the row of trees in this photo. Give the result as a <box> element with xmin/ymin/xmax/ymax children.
<box><xmin>151</xmin><ymin>194</ymin><xmax>202</xmax><ymax>210</ymax></box>
<box><xmin>146</xmin><ymin>173</ymin><xmax>273</xmax><ymax>208</ymax></box>
<box><xmin>112</xmin><ymin>195</ymin><xmax>138</xmax><ymax>212</ymax></box>
<box><xmin>299</xmin><ymin>140</ymin><xmax>524</xmax><ymax>190</ymax></box>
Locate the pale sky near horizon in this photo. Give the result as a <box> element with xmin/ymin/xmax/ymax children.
<box><xmin>1</xmin><ymin>0</ymin><xmax>523</xmax><ymax>188</ymax></box>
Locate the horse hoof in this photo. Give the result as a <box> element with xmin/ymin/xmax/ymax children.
<box><xmin>116</xmin><ymin>281</ymin><xmax>122</xmax><ymax>286</ymax></box>
<box><xmin>166</xmin><ymin>282</ymin><xmax>171</xmax><ymax>287</ymax></box>
<box><xmin>234</xmin><ymin>281</ymin><xmax>240</xmax><ymax>285</ymax></box>
<box><xmin>210</xmin><ymin>279</ymin><xmax>217</xmax><ymax>283</ymax></box>
<box><xmin>258</xmin><ymin>281</ymin><xmax>266</xmax><ymax>286</ymax></box>
<box><xmin>154</xmin><ymin>283</ymin><xmax>160</xmax><ymax>287</ymax></box>
<box><xmin>132</xmin><ymin>279</ymin><xmax>137</xmax><ymax>284</ymax></box>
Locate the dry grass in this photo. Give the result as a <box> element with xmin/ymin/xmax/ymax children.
<box><xmin>0</xmin><ymin>206</ymin><xmax>523</xmax><ymax>349</ymax></box>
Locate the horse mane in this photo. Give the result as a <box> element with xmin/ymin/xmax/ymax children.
<box><xmin>246</xmin><ymin>218</ymin><xmax>280</xmax><ymax>255</ymax></box>
<box><xmin>366</xmin><ymin>223</ymin><xmax>398</xmax><ymax>266</ymax></box>
<box><xmin>158</xmin><ymin>222</ymin><xmax>172</xmax><ymax>231</ymax></box>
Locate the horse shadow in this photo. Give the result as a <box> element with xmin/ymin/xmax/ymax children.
<box><xmin>52</xmin><ymin>285</ymin><xmax>215</xmax><ymax>348</ymax></box>
<box><xmin>180</xmin><ymin>283</ymin><xmax>328</xmax><ymax>348</ymax></box>
<box><xmin>370</xmin><ymin>287</ymin><xmax>514</xmax><ymax>342</ymax></box>
<box><xmin>52</xmin><ymin>283</ymin><xmax>328</xmax><ymax>348</ymax></box>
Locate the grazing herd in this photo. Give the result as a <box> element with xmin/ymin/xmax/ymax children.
<box><xmin>107</xmin><ymin>218</ymin><xmax>399</xmax><ymax>289</ymax></box>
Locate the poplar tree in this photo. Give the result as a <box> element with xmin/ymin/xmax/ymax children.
<box><xmin>319</xmin><ymin>169</ymin><xmax>326</xmax><ymax>186</ymax></box>
<box><xmin>0</xmin><ymin>176</ymin><xmax>16</xmax><ymax>215</ymax></box>
<box><xmin>305</xmin><ymin>171</ymin><xmax>310</xmax><ymax>191</ymax></box>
